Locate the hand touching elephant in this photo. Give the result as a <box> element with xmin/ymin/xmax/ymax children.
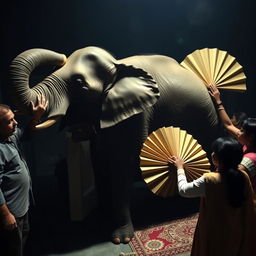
<box><xmin>9</xmin><ymin>46</ymin><xmax>219</xmax><ymax>244</ymax></box>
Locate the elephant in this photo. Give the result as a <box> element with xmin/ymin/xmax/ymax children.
<box><xmin>9</xmin><ymin>46</ymin><xmax>219</xmax><ymax>244</ymax></box>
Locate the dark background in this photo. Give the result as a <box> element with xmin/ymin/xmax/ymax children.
<box><xmin>0</xmin><ymin>0</ymin><xmax>256</xmax><ymax>254</ymax></box>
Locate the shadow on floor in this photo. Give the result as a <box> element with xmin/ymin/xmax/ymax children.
<box><xmin>25</xmin><ymin>176</ymin><xmax>199</xmax><ymax>256</ymax></box>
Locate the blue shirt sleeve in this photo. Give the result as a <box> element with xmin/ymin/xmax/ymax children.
<box><xmin>0</xmin><ymin>152</ymin><xmax>6</xmax><ymax>205</ymax></box>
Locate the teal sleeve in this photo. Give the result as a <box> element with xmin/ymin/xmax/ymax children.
<box><xmin>0</xmin><ymin>160</ymin><xmax>6</xmax><ymax>205</ymax></box>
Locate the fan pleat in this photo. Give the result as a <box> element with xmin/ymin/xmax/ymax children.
<box><xmin>179</xmin><ymin>134</ymin><xmax>193</xmax><ymax>158</ymax></box>
<box><xmin>186</xmin><ymin>161</ymin><xmax>210</xmax><ymax>169</ymax></box>
<box><xmin>141</xmin><ymin>166</ymin><xmax>169</xmax><ymax>172</ymax></box>
<box><xmin>218</xmin><ymin>75</ymin><xmax>245</xmax><ymax>86</ymax></box>
<box><xmin>140</xmin><ymin>149</ymin><xmax>168</xmax><ymax>162</ymax></box>
<box><xmin>213</xmin><ymin>51</ymin><xmax>230</xmax><ymax>82</ymax></box>
<box><xmin>141</xmin><ymin>144</ymin><xmax>169</xmax><ymax>161</ymax></box>
<box><xmin>144</xmin><ymin>137</ymin><xmax>170</xmax><ymax>160</ymax></box>
<box><xmin>200</xmin><ymin>49</ymin><xmax>212</xmax><ymax>83</ymax></box>
<box><xmin>144</xmin><ymin>170</ymin><xmax>170</xmax><ymax>184</ymax></box>
<box><xmin>185</xmin><ymin>171</ymin><xmax>196</xmax><ymax>181</ymax></box>
<box><xmin>209</xmin><ymin>48</ymin><xmax>218</xmax><ymax>80</ymax></box>
<box><xmin>184</xmin><ymin>150</ymin><xmax>207</xmax><ymax>163</ymax></box>
<box><xmin>159</xmin><ymin>131</ymin><xmax>175</xmax><ymax>155</ymax></box>
<box><xmin>152</xmin><ymin>172</ymin><xmax>177</xmax><ymax>197</ymax></box>
<box><xmin>186</xmin><ymin>166</ymin><xmax>210</xmax><ymax>173</ymax></box>
<box><xmin>217</xmin><ymin>84</ymin><xmax>246</xmax><ymax>91</ymax></box>
<box><xmin>140</xmin><ymin>157</ymin><xmax>169</xmax><ymax>166</ymax></box>
<box><xmin>181</xmin><ymin>140</ymin><xmax>201</xmax><ymax>162</ymax></box>
<box><xmin>185</xmin><ymin>170</ymin><xmax>200</xmax><ymax>181</ymax></box>
<box><xmin>182</xmin><ymin>61</ymin><xmax>208</xmax><ymax>85</ymax></box>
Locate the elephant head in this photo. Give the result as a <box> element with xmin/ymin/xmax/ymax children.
<box><xmin>9</xmin><ymin>47</ymin><xmax>159</xmax><ymax>130</ymax></box>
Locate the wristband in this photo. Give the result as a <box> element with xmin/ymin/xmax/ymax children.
<box><xmin>216</xmin><ymin>101</ymin><xmax>223</xmax><ymax>106</ymax></box>
<box><xmin>177</xmin><ymin>168</ymin><xmax>185</xmax><ymax>174</ymax></box>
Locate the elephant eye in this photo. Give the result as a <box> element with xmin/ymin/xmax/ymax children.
<box><xmin>73</xmin><ymin>76</ymin><xmax>89</xmax><ymax>90</ymax></box>
<box><xmin>75</xmin><ymin>78</ymin><xmax>83</xmax><ymax>84</ymax></box>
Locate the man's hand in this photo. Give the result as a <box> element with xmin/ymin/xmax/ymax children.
<box><xmin>0</xmin><ymin>204</ymin><xmax>17</xmax><ymax>230</ymax></box>
<box><xmin>208</xmin><ymin>84</ymin><xmax>222</xmax><ymax>105</ymax></box>
<box><xmin>30</xmin><ymin>94</ymin><xmax>48</xmax><ymax>123</ymax></box>
<box><xmin>2</xmin><ymin>212</ymin><xmax>17</xmax><ymax>230</ymax></box>
<box><xmin>169</xmin><ymin>156</ymin><xmax>184</xmax><ymax>170</ymax></box>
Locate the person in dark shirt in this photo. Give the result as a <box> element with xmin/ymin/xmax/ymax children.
<box><xmin>0</xmin><ymin>95</ymin><xmax>48</xmax><ymax>256</ymax></box>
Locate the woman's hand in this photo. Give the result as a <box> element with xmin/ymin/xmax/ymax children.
<box><xmin>208</xmin><ymin>84</ymin><xmax>222</xmax><ymax>105</ymax></box>
<box><xmin>169</xmin><ymin>156</ymin><xmax>184</xmax><ymax>170</ymax></box>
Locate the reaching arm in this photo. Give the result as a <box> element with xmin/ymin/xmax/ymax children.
<box><xmin>239</xmin><ymin>156</ymin><xmax>256</xmax><ymax>177</ymax></box>
<box><xmin>29</xmin><ymin>94</ymin><xmax>48</xmax><ymax>130</ymax></box>
<box><xmin>209</xmin><ymin>84</ymin><xmax>240</xmax><ymax>138</ymax></box>
<box><xmin>15</xmin><ymin>94</ymin><xmax>49</xmax><ymax>140</ymax></box>
<box><xmin>170</xmin><ymin>156</ymin><xmax>206</xmax><ymax>198</ymax></box>
<box><xmin>177</xmin><ymin>168</ymin><xmax>205</xmax><ymax>197</ymax></box>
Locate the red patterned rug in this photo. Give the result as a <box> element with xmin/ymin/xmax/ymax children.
<box><xmin>129</xmin><ymin>213</ymin><xmax>198</xmax><ymax>256</ymax></box>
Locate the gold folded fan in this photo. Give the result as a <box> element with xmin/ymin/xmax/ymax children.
<box><xmin>140</xmin><ymin>126</ymin><xmax>210</xmax><ymax>197</ymax></box>
<box><xmin>180</xmin><ymin>48</ymin><xmax>246</xmax><ymax>91</ymax></box>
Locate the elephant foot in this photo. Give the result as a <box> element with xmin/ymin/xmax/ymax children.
<box><xmin>112</xmin><ymin>222</ymin><xmax>134</xmax><ymax>244</ymax></box>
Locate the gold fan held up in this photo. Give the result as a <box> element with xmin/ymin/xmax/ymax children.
<box><xmin>180</xmin><ymin>48</ymin><xmax>246</xmax><ymax>91</ymax></box>
<box><xmin>140</xmin><ymin>126</ymin><xmax>210</xmax><ymax>197</ymax></box>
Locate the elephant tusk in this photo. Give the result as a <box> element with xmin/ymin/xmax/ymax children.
<box><xmin>34</xmin><ymin>116</ymin><xmax>61</xmax><ymax>130</ymax></box>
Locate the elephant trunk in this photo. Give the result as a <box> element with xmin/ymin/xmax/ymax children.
<box><xmin>9</xmin><ymin>48</ymin><xmax>69</xmax><ymax>128</ymax></box>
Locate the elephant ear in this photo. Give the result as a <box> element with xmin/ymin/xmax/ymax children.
<box><xmin>100</xmin><ymin>64</ymin><xmax>159</xmax><ymax>128</ymax></box>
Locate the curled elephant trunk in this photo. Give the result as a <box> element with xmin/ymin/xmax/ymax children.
<box><xmin>9</xmin><ymin>48</ymin><xmax>69</xmax><ymax>129</ymax></box>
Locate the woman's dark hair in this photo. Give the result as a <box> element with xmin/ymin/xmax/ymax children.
<box><xmin>233</xmin><ymin>112</ymin><xmax>248</xmax><ymax>128</ymax></box>
<box><xmin>242</xmin><ymin>118</ymin><xmax>256</xmax><ymax>148</ymax></box>
<box><xmin>212</xmin><ymin>137</ymin><xmax>245</xmax><ymax>208</ymax></box>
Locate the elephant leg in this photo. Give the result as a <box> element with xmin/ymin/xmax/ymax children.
<box><xmin>89</xmin><ymin>133</ymin><xmax>135</xmax><ymax>243</ymax></box>
<box><xmin>90</xmin><ymin>134</ymin><xmax>134</xmax><ymax>243</ymax></box>
<box><xmin>101</xmin><ymin>114</ymin><xmax>148</xmax><ymax>244</ymax></box>
<box><xmin>109</xmin><ymin>154</ymin><xmax>135</xmax><ymax>244</ymax></box>
<box><xmin>90</xmin><ymin>137</ymin><xmax>112</xmax><ymax>218</ymax></box>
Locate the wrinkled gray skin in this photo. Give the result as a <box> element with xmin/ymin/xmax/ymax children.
<box><xmin>9</xmin><ymin>47</ymin><xmax>219</xmax><ymax>243</ymax></box>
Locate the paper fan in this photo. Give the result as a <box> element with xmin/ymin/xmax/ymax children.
<box><xmin>140</xmin><ymin>126</ymin><xmax>210</xmax><ymax>197</ymax></box>
<box><xmin>180</xmin><ymin>48</ymin><xmax>246</xmax><ymax>91</ymax></box>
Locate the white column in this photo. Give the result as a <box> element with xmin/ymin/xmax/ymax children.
<box><xmin>67</xmin><ymin>134</ymin><xmax>97</xmax><ymax>221</ymax></box>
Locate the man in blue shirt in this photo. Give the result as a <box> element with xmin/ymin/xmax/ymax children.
<box><xmin>0</xmin><ymin>95</ymin><xmax>48</xmax><ymax>256</ymax></box>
